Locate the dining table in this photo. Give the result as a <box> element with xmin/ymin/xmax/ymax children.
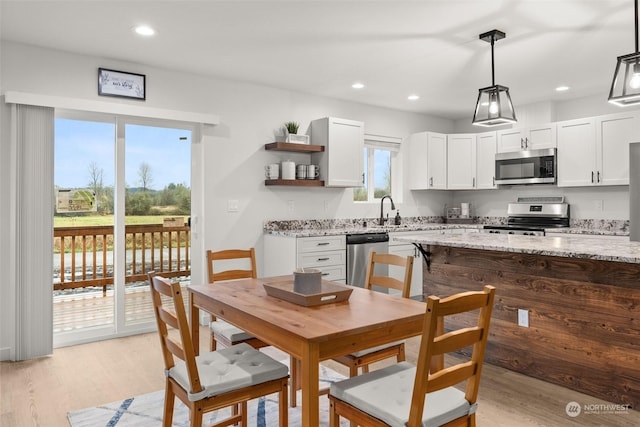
<box><xmin>188</xmin><ymin>275</ymin><xmax>426</xmax><ymax>427</ymax></box>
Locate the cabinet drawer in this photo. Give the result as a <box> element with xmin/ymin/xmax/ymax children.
<box><xmin>297</xmin><ymin>250</ymin><xmax>346</xmax><ymax>268</ymax></box>
<box><xmin>314</xmin><ymin>264</ymin><xmax>346</xmax><ymax>281</ymax></box>
<box><xmin>297</xmin><ymin>235</ymin><xmax>346</xmax><ymax>253</ymax></box>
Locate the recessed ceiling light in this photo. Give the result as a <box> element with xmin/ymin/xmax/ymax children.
<box><xmin>407</xmin><ymin>94</ymin><xmax>420</xmax><ymax>101</ymax></box>
<box><xmin>555</xmin><ymin>85</ymin><xmax>570</xmax><ymax>92</ymax></box>
<box><xmin>352</xmin><ymin>82</ymin><xmax>365</xmax><ymax>89</ymax></box>
<box><xmin>134</xmin><ymin>25</ymin><xmax>155</xmax><ymax>36</ymax></box>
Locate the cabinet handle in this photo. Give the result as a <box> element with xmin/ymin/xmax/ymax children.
<box><xmin>591</xmin><ymin>171</ymin><xmax>595</xmax><ymax>183</ymax></box>
<box><xmin>524</xmin><ymin>137</ymin><xmax>529</xmax><ymax>149</ymax></box>
<box><xmin>430</xmin><ymin>177</ymin><xmax>433</xmax><ymax>187</ymax></box>
<box><xmin>597</xmin><ymin>171</ymin><xmax>601</xmax><ymax>183</ymax></box>
<box><xmin>317</xmin><ymin>257</ymin><xmax>330</xmax><ymax>261</ymax></box>
<box><xmin>362</xmin><ymin>173</ymin><xmax>365</xmax><ymax>185</ymax></box>
<box><xmin>472</xmin><ymin>177</ymin><xmax>476</xmax><ymax>188</ymax></box>
<box><xmin>321</xmin><ymin>272</ymin><xmax>330</xmax><ymax>276</ymax></box>
<box><xmin>492</xmin><ymin>176</ymin><xmax>495</xmax><ymax>186</ymax></box>
<box><xmin>316</xmin><ymin>242</ymin><xmax>330</xmax><ymax>246</ymax></box>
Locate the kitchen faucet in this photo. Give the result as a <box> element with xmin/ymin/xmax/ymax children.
<box><xmin>379</xmin><ymin>195</ymin><xmax>396</xmax><ymax>225</ymax></box>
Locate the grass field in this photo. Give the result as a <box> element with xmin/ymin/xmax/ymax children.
<box><xmin>53</xmin><ymin>215</ymin><xmax>188</xmax><ymax>227</ymax></box>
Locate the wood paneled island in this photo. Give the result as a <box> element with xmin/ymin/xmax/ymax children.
<box><xmin>395</xmin><ymin>233</ymin><xmax>640</xmax><ymax>410</ymax></box>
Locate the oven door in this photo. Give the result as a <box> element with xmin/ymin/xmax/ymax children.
<box><xmin>495</xmin><ymin>148</ymin><xmax>556</xmax><ymax>185</ymax></box>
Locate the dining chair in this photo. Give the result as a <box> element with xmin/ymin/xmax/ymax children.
<box><xmin>328</xmin><ymin>285</ymin><xmax>496</xmax><ymax>427</ymax></box>
<box><xmin>147</xmin><ymin>272</ymin><xmax>289</xmax><ymax>427</ymax></box>
<box><xmin>332</xmin><ymin>251</ymin><xmax>414</xmax><ymax>376</ymax></box>
<box><xmin>206</xmin><ymin>248</ymin><xmax>268</xmax><ymax>352</ymax></box>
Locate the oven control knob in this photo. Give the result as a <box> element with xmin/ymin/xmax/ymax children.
<box><xmin>508</xmin><ymin>231</ymin><xmax>514</xmax><ymax>234</ymax></box>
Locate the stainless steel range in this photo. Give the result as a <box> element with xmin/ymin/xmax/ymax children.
<box><xmin>482</xmin><ymin>196</ymin><xmax>570</xmax><ymax>236</ymax></box>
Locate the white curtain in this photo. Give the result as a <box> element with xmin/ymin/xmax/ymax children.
<box><xmin>10</xmin><ymin>104</ymin><xmax>54</xmax><ymax>360</ymax></box>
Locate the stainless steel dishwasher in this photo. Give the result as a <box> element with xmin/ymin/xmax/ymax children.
<box><xmin>346</xmin><ymin>232</ymin><xmax>389</xmax><ymax>289</ymax></box>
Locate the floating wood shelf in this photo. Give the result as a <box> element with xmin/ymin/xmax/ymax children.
<box><xmin>265</xmin><ymin>142</ymin><xmax>325</xmax><ymax>153</ymax></box>
<box><xmin>265</xmin><ymin>179</ymin><xmax>325</xmax><ymax>187</ymax></box>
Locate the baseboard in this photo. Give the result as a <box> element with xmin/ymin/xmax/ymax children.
<box><xmin>0</xmin><ymin>346</ymin><xmax>11</xmax><ymax>361</ymax></box>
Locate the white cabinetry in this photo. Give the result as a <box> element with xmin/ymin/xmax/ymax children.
<box><xmin>310</xmin><ymin>117</ymin><xmax>364</xmax><ymax>187</ymax></box>
<box><xmin>388</xmin><ymin>231</ymin><xmax>438</xmax><ymax>298</ymax></box>
<box><xmin>476</xmin><ymin>132</ymin><xmax>497</xmax><ymax>189</ymax></box>
<box><xmin>447</xmin><ymin>134</ymin><xmax>476</xmax><ymax>189</ymax></box>
<box><xmin>408</xmin><ymin>131</ymin><xmax>447</xmax><ymax>190</ymax></box>
<box><xmin>557</xmin><ymin>111</ymin><xmax>640</xmax><ymax>187</ymax></box>
<box><xmin>264</xmin><ymin>234</ymin><xmax>346</xmax><ymax>282</ymax></box>
<box><xmin>497</xmin><ymin>123</ymin><xmax>556</xmax><ymax>153</ymax></box>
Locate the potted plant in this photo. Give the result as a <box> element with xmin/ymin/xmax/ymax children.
<box><xmin>282</xmin><ymin>121</ymin><xmax>309</xmax><ymax>144</ymax></box>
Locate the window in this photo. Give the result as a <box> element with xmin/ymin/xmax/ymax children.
<box><xmin>354</xmin><ymin>135</ymin><xmax>401</xmax><ymax>202</ymax></box>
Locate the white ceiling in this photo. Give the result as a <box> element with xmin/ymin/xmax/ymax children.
<box><xmin>0</xmin><ymin>0</ymin><xmax>635</xmax><ymax>120</ymax></box>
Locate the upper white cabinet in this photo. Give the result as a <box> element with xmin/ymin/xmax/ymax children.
<box><xmin>310</xmin><ymin>117</ymin><xmax>364</xmax><ymax>187</ymax></box>
<box><xmin>447</xmin><ymin>134</ymin><xmax>476</xmax><ymax>189</ymax></box>
<box><xmin>497</xmin><ymin>123</ymin><xmax>557</xmax><ymax>153</ymax></box>
<box><xmin>408</xmin><ymin>131</ymin><xmax>447</xmax><ymax>190</ymax></box>
<box><xmin>557</xmin><ymin>111</ymin><xmax>640</xmax><ymax>187</ymax></box>
<box><xmin>476</xmin><ymin>132</ymin><xmax>497</xmax><ymax>189</ymax></box>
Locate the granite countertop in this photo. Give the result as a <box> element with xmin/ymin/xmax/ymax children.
<box><xmin>394</xmin><ymin>232</ymin><xmax>640</xmax><ymax>264</ymax></box>
<box><xmin>265</xmin><ymin>223</ymin><xmax>482</xmax><ymax>237</ymax></box>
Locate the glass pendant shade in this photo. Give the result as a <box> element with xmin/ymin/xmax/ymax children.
<box><xmin>608</xmin><ymin>52</ymin><xmax>640</xmax><ymax>106</ymax></box>
<box><xmin>472</xmin><ymin>84</ymin><xmax>517</xmax><ymax>127</ymax></box>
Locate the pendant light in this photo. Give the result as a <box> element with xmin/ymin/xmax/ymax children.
<box><xmin>608</xmin><ymin>0</ymin><xmax>640</xmax><ymax>106</ymax></box>
<box><xmin>472</xmin><ymin>29</ymin><xmax>517</xmax><ymax>127</ymax></box>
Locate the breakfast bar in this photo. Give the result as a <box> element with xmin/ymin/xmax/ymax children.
<box><xmin>395</xmin><ymin>232</ymin><xmax>640</xmax><ymax>410</ymax></box>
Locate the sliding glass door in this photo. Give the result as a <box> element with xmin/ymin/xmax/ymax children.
<box><xmin>53</xmin><ymin>112</ymin><xmax>192</xmax><ymax>346</ymax></box>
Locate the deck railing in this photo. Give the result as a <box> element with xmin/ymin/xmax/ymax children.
<box><xmin>53</xmin><ymin>224</ymin><xmax>190</xmax><ymax>292</ymax></box>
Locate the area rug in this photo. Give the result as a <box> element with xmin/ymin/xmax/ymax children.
<box><xmin>67</xmin><ymin>364</ymin><xmax>349</xmax><ymax>426</ymax></box>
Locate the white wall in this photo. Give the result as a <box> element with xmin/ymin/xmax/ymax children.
<box><xmin>0</xmin><ymin>41</ymin><xmax>457</xmax><ymax>356</ymax></box>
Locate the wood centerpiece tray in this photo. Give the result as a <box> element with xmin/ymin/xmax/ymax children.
<box><xmin>263</xmin><ymin>279</ymin><xmax>353</xmax><ymax>307</ymax></box>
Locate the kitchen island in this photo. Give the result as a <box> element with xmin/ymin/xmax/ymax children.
<box><xmin>394</xmin><ymin>232</ymin><xmax>640</xmax><ymax>410</ymax></box>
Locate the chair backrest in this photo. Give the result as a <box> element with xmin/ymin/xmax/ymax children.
<box><xmin>364</xmin><ymin>251</ymin><xmax>414</xmax><ymax>299</ymax></box>
<box><xmin>206</xmin><ymin>248</ymin><xmax>257</xmax><ymax>283</ymax></box>
<box><xmin>407</xmin><ymin>285</ymin><xmax>496</xmax><ymax>426</ymax></box>
<box><xmin>148</xmin><ymin>271</ymin><xmax>203</xmax><ymax>395</ymax></box>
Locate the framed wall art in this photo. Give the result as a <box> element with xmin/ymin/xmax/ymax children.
<box><xmin>98</xmin><ymin>68</ymin><xmax>146</xmax><ymax>100</ymax></box>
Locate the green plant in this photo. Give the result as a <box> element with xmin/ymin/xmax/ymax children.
<box><xmin>284</xmin><ymin>121</ymin><xmax>300</xmax><ymax>134</ymax></box>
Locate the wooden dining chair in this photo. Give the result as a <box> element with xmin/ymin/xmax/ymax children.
<box><xmin>328</xmin><ymin>285</ymin><xmax>496</xmax><ymax>427</ymax></box>
<box><xmin>147</xmin><ymin>272</ymin><xmax>289</xmax><ymax>427</ymax></box>
<box><xmin>332</xmin><ymin>251</ymin><xmax>414</xmax><ymax>376</ymax></box>
<box><xmin>206</xmin><ymin>248</ymin><xmax>268</xmax><ymax>352</ymax></box>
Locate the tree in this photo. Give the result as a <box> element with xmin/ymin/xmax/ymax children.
<box><xmin>138</xmin><ymin>162</ymin><xmax>153</xmax><ymax>191</ymax></box>
<box><xmin>87</xmin><ymin>162</ymin><xmax>103</xmax><ymax>193</ymax></box>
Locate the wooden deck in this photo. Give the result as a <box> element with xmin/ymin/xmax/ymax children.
<box><xmin>53</xmin><ymin>280</ymin><xmax>190</xmax><ymax>333</ymax></box>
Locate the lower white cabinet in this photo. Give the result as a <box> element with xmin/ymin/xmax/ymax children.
<box><xmin>264</xmin><ymin>234</ymin><xmax>346</xmax><ymax>283</ymax></box>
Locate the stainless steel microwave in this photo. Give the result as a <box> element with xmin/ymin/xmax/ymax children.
<box><xmin>495</xmin><ymin>148</ymin><xmax>556</xmax><ymax>185</ymax></box>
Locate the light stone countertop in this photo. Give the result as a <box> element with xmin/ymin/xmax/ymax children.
<box><xmin>265</xmin><ymin>223</ymin><xmax>482</xmax><ymax>237</ymax></box>
<box><xmin>393</xmin><ymin>232</ymin><xmax>640</xmax><ymax>264</ymax></box>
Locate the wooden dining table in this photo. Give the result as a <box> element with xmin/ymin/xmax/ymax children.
<box><xmin>188</xmin><ymin>275</ymin><xmax>426</xmax><ymax>427</ymax></box>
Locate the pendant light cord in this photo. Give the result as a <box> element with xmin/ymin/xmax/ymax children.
<box><xmin>635</xmin><ymin>0</ymin><xmax>639</xmax><ymax>53</ymax></box>
<box><xmin>491</xmin><ymin>35</ymin><xmax>496</xmax><ymax>86</ymax></box>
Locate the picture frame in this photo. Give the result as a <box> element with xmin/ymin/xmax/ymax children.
<box><xmin>98</xmin><ymin>68</ymin><xmax>146</xmax><ymax>100</ymax></box>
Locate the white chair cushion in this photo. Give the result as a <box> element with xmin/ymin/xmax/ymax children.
<box><xmin>330</xmin><ymin>361</ymin><xmax>476</xmax><ymax>427</ymax></box>
<box><xmin>210</xmin><ymin>319</ymin><xmax>254</xmax><ymax>342</ymax></box>
<box><xmin>169</xmin><ymin>343</ymin><xmax>288</xmax><ymax>402</ymax></box>
<box><xmin>349</xmin><ymin>340</ymin><xmax>404</xmax><ymax>358</ymax></box>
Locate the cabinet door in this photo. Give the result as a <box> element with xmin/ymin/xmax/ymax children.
<box><xmin>328</xmin><ymin>118</ymin><xmax>364</xmax><ymax>187</ymax></box>
<box><xmin>387</xmin><ymin>244</ymin><xmax>422</xmax><ymax>298</ymax></box>
<box><xmin>476</xmin><ymin>132</ymin><xmax>497</xmax><ymax>189</ymax></box>
<box><xmin>527</xmin><ymin>123</ymin><xmax>557</xmax><ymax>149</ymax></box>
<box><xmin>598</xmin><ymin>111</ymin><xmax>640</xmax><ymax>186</ymax></box>
<box><xmin>557</xmin><ymin>118</ymin><xmax>597</xmax><ymax>187</ymax></box>
<box><xmin>427</xmin><ymin>132</ymin><xmax>448</xmax><ymax>189</ymax></box>
<box><xmin>447</xmin><ymin>134</ymin><xmax>476</xmax><ymax>189</ymax></box>
<box><xmin>497</xmin><ymin>128</ymin><xmax>524</xmax><ymax>153</ymax></box>
<box><xmin>408</xmin><ymin>132</ymin><xmax>429</xmax><ymax>190</ymax></box>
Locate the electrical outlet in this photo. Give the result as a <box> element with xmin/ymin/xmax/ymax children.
<box><xmin>227</xmin><ymin>199</ymin><xmax>239</xmax><ymax>212</ymax></box>
<box><xmin>518</xmin><ymin>309</ymin><xmax>529</xmax><ymax>327</ymax></box>
<box><xmin>594</xmin><ymin>200</ymin><xmax>603</xmax><ymax>211</ymax></box>
<box><xmin>287</xmin><ymin>200</ymin><xmax>295</xmax><ymax>212</ymax></box>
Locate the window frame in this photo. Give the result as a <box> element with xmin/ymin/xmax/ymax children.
<box><xmin>354</xmin><ymin>134</ymin><xmax>402</xmax><ymax>203</ymax></box>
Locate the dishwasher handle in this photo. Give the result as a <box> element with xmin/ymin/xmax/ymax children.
<box><xmin>346</xmin><ymin>232</ymin><xmax>389</xmax><ymax>245</ymax></box>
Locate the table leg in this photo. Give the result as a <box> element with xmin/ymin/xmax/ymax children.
<box><xmin>300</xmin><ymin>343</ymin><xmax>320</xmax><ymax>427</ymax></box>
<box><xmin>189</xmin><ymin>292</ymin><xmax>200</xmax><ymax>356</ymax></box>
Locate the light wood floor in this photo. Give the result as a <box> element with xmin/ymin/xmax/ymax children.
<box><xmin>1</xmin><ymin>327</ymin><xmax>638</xmax><ymax>427</ymax></box>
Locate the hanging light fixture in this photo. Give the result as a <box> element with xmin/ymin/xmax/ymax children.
<box><xmin>472</xmin><ymin>29</ymin><xmax>517</xmax><ymax>127</ymax></box>
<box><xmin>609</xmin><ymin>0</ymin><xmax>640</xmax><ymax>106</ymax></box>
